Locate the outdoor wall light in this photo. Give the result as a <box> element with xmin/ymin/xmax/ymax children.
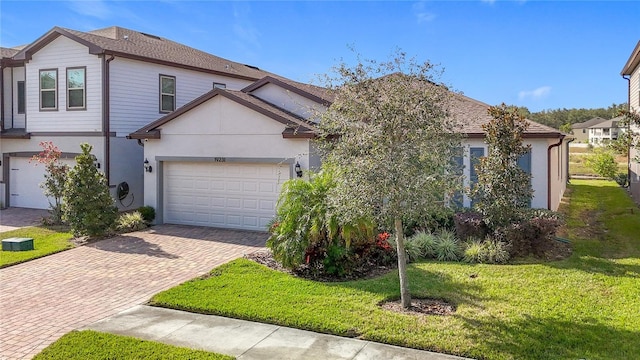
<box><xmin>144</xmin><ymin>158</ymin><xmax>153</xmax><ymax>173</ymax></box>
<box><xmin>295</xmin><ymin>162</ymin><xmax>303</xmax><ymax>178</ymax></box>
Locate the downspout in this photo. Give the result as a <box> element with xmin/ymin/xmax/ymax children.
<box><xmin>103</xmin><ymin>54</ymin><xmax>115</xmax><ymax>183</ymax></box>
<box><xmin>0</xmin><ymin>61</ymin><xmax>4</xmax><ymax>131</ymax></box>
<box><xmin>622</xmin><ymin>74</ymin><xmax>631</xmax><ymax>186</ymax></box>
<box><xmin>566</xmin><ymin>137</ymin><xmax>575</xmax><ymax>183</ymax></box>
<box><xmin>547</xmin><ymin>135</ymin><xmax>565</xmax><ymax>210</ymax></box>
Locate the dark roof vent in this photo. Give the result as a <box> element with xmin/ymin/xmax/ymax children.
<box><xmin>139</xmin><ymin>32</ymin><xmax>161</xmax><ymax>40</ymax></box>
<box><xmin>244</xmin><ymin>64</ymin><xmax>260</xmax><ymax>70</ymax></box>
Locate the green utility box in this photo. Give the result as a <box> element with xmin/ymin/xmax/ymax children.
<box><xmin>2</xmin><ymin>237</ymin><xmax>34</xmax><ymax>251</ymax></box>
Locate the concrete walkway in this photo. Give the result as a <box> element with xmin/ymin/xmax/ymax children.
<box><xmin>0</xmin><ymin>225</ymin><xmax>266</xmax><ymax>360</ymax></box>
<box><xmin>85</xmin><ymin>305</ymin><xmax>469</xmax><ymax>360</ymax></box>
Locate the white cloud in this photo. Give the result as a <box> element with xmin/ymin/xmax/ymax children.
<box><xmin>66</xmin><ymin>0</ymin><xmax>112</xmax><ymax>20</ymax></box>
<box><xmin>232</xmin><ymin>2</ymin><xmax>261</xmax><ymax>50</ymax></box>
<box><xmin>412</xmin><ymin>2</ymin><xmax>436</xmax><ymax>23</ymax></box>
<box><xmin>518</xmin><ymin>86</ymin><xmax>551</xmax><ymax>100</ymax></box>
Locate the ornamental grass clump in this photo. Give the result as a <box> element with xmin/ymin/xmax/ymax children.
<box><xmin>411</xmin><ymin>231</ymin><xmax>438</xmax><ymax>259</ymax></box>
<box><xmin>116</xmin><ymin>211</ymin><xmax>148</xmax><ymax>233</ymax></box>
<box><xmin>435</xmin><ymin>229</ymin><xmax>462</xmax><ymax>262</ymax></box>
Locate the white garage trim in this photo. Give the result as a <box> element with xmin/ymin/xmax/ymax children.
<box><xmin>157</xmin><ymin>157</ymin><xmax>293</xmax><ymax>231</ymax></box>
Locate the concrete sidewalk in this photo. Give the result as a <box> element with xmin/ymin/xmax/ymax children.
<box><xmin>84</xmin><ymin>305</ymin><xmax>470</xmax><ymax>360</ymax></box>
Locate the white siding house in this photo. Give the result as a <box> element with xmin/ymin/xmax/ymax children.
<box><xmin>0</xmin><ymin>26</ymin><xmax>269</xmax><ymax>210</ymax></box>
<box><xmin>622</xmin><ymin>40</ymin><xmax>640</xmax><ymax>203</ymax></box>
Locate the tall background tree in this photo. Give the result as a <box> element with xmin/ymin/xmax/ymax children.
<box><xmin>471</xmin><ymin>104</ymin><xmax>533</xmax><ymax>228</ymax></box>
<box><xmin>317</xmin><ymin>52</ymin><xmax>463</xmax><ymax>308</ymax></box>
<box><xmin>62</xmin><ymin>143</ymin><xmax>117</xmax><ymax>237</ymax></box>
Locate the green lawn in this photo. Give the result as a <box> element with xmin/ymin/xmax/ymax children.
<box><xmin>33</xmin><ymin>330</ymin><xmax>234</xmax><ymax>360</ymax></box>
<box><xmin>0</xmin><ymin>226</ymin><xmax>74</xmax><ymax>268</ymax></box>
<box><xmin>151</xmin><ymin>180</ymin><xmax>640</xmax><ymax>360</ymax></box>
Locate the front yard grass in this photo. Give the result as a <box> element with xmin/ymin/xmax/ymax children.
<box><xmin>151</xmin><ymin>180</ymin><xmax>640</xmax><ymax>360</ymax></box>
<box><xmin>0</xmin><ymin>226</ymin><xmax>74</xmax><ymax>268</ymax></box>
<box><xmin>33</xmin><ymin>330</ymin><xmax>234</xmax><ymax>360</ymax></box>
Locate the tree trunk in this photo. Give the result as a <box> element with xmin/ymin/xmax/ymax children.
<box><xmin>394</xmin><ymin>217</ymin><xmax>411</xmax><ymax>309</ymax></box>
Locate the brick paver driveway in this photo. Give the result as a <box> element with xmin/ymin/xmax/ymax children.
<box><xmin>0</xmin><ymin>225</ymin><xmax>266</xmax><ymax>360</ymax></box>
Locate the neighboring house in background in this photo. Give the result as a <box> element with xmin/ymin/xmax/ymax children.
<box><xmin>130</xmin><ymin>83</ymin><xmax>570</xmax><ymax>231</ymax></box>
<box><xmin>622</xmin><ymin>40</ymin><xmax>640</xmax><ymax>203</ymax></box>
<box><xmin>588</xmin><ymin>116</ymin><xmax>624</xmax><ymax>144</ymax></box>
<box><xmin>0</xmin><ymin>26</ymin><xmax>270</xmax><ymax>210</ymax></box>
<box><xmin>571</xmin><ymin>116</ymin><xmax>608</xmax><ymax>142</ymax></box>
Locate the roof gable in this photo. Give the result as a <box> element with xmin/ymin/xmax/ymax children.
<box><xmin>622</xmin><ymin>40</ymin><xmax>640</xmax><ymax>76</ymax></box>
<box><xmin>242</xmin><ymin>76</ymin><xmax>334</xmax><ymax>105</ymax></box>
<box><xmin>129</xmin><ymin>89</ymin><xmax>317</xmax><ymax>140</ymax></box>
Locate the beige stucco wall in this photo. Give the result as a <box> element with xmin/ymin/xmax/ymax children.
<box><xmin>142</xmin><ymin>94</ymin><xmax>313</xmax><ymax>212</ymax></box>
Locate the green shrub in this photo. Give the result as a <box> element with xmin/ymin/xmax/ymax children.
<box><xmin>267</xmin><ymin>170</ymin><xmax>374</xmax><ymax>270</ymax></box>
<box><xmin>116</xmin><ymin>211</ymin><xmax>148</xmax><ymax>233</ymax></box>
<box><xmin>138</xmin><ymin>206</ymin><xmax>156</xmax><ymax>223</ymax></box>
<box><xmin>410</xmin><ymin>231</ymin><xmax>437</xmax><ymax>259</ymax></box>
<box><xmin>462</xmin><ymin>238</ymin><xmax>484</xmax><ymax>263</ymax></box>
<box><xmin>62</xmin><ymin>143</ymin><xmax>118</xmax><ymax>237</ymax></box>
<box><xmin>401</xmin><ymin>207</ymin><xmax>455</xmax><ymax>237</ymax></box>
<box><xmin>435</xmin><ymin>229</ymin><xmax>461</xmax><ymax>261</ymax></box>
<box><xmin>463</xmin><ymin>237</ymin><xmax>510</xmax><ymax>264</ymax></box>
<box><xmin>584</xmin><ymin>147</ymin><xmax>618</xmax><ymax>179</ymax></box>
<box><xmin>614</xmin><ymin>173</ymin><xmax>628</xmax><ymax>187</ymax></box>
<box><xmin>494</xmin><ymin>209</ymin><xmax>562</xmax><ymax>258</ymax></box>
<box><xmin>453</xmin><ymin>211</ymin><xmax>489</xmax><ymax>240</ymax></box>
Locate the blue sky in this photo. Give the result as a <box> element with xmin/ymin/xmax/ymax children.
<box><xmin>1</xmin><ymin>1</ymin><xmax>638</xmax><ymax>112</ymax></box>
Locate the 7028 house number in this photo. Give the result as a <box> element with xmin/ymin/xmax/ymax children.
<box><xmin>214</xmin><ymin>157</ymin><xmax>226</xmax><ymax>162</ymax></box>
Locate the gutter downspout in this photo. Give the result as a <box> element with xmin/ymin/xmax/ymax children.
<box><xmin>623</xmin><ymin>74</ymin><xmax>631</xmax><ymax>187</ymax></box>
<box><xmin>566</xmin><ymin>137</ymin><xmax>575</xmax><ymax>183</ymax></box>
<box><xmin>0</xmin><ymin>61</ymin><xmax>4</xmax><ymax>131</ymax></box>
<box><xmin>547</xmin><ymin>135</ymin><xmax>565</xmax><ymax>210</ymax></box>
<box><xmin>103</xmin><ymin>54</ymin><xmax>115</xmax><ymax>183</ymax></box>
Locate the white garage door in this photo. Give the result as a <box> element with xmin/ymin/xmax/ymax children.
<box><xmin>9</xmin><ymin>157</ymin><xmax>75</xmax><ymax>209</ymax></box>
<box><xmin>163</xmin><ymin>162</ymin><xmax>289</xmax><ymax>231</ymax></box>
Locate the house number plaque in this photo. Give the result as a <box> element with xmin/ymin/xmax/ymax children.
<box><xmin>214</xmin><ymin>157</ymin><xmax>226</xmax><ymax>162</ymax></box>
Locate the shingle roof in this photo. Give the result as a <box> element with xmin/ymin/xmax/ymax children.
<box><xmin>449</xmin><ymin>93</ymin><xmax>563</xmax><ymax>138</ymax></box>
<box><xmin>621</xmin><ymin>40</ymin><xmax>640</xmax><ymax>76</ymax></box>
<box><xmin>588</xmin><ymin>116</ymin><xmax>624</xmax><ymax>129</ymax></box>
<box><xmin>242</xmin><ymin>75</ymin><xmax>334</xmax><ymax>105</ymax></box>
<box><xmin>15</xmin><ymin>26</ymin><xmax>270</xmax><ymax>81</ymax></box>
<box><xmin>572</xmin><ymin>117</ymin><xmax>609</xmax><ymax>129</ymax></box>
<box><xmin>0</xmin><ymin>47</ymin><xmax>20</xmax><ymax>58</ymax></box>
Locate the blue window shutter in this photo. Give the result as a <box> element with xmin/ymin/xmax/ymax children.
<box><xmin>518</xmin><ymin>150</ymin><xmax>532</xmax><ymax>207</ymax></box>
<box><xmin>517</xmin><ymin>151</ymin><xmax>532</xmax><ymax>174</ymax></box>
<box><xmin>469</xmin><ymin>147</ymin><xmax>484</xmax><ymax>207</ymax></box>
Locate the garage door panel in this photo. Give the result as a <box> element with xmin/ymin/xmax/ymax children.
<box><xmin>164</xmin><ymin>162</ymin><xmax>288</xmax><ymax>231</ymax></box>
<box><xmin>9</xmin><ymin>157</ymin><xmax>75</xmax><ymax>209</ymax></box>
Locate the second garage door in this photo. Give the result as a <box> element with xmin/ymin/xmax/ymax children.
<box><xmin>163</xmin><ymin>162</ymin><xmax>289</xmax><ymax>231</ymax></box>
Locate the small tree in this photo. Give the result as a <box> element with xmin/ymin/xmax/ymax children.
<box><xmin>317</xmin><ymin>52</ymin><xmax>463</xmax><ymax>308</ymax></box>
<box><xmin>471</xmin><ymin>104</ymin><xmax>533</xmax><ymax>228</ymax></box>
<box><xmin>62</xmin><ymin>143</ymin><xmax>117</xmax><ymax>237</ymax></box>
<box><xmin>30</xmin><ymin>141</ymin><xmax>69</xmax><ymax>224</ymax></box>
<box><xmin>585</xmin><ymin>147</ymin><xmax>618</xmax><ymax>179</ymax></box>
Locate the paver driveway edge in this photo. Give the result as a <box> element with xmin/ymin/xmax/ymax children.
<box><xmin>0</xmin><ymin>225</ymin><xmax>266</xmax><ymax>360</ymax></box>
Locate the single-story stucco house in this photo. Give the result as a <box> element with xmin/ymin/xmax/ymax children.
<box><xmin>129</xmin><ymin>77</ymin><xmax>571</xmax><ymax>231</ymax></box>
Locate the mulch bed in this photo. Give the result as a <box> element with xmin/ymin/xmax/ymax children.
<box><xmin>381</xmin><ymin>298</ymin><xmax>456</xmax><ymax>316</ymax></box>
<box><xmin>245</xmin><ymin>250</ymin><xmax>396</xmax><ymax>282</ymax></box>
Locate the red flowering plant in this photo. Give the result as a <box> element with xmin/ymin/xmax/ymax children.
<box><xmin>30</xmin><ymin>141</ymin><xmax>70</xmax><ymax>224</ymax></box>
<box><xmin>376</xmin><ymin>232</ymin><xmax>392</xmax><ymax>251</ymax></box>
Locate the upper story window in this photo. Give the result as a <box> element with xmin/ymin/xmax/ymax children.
<box><xmin>17</xmin><ymin>81</ymin><xmax>25</xmax><ymax>114</ymax></box>
<box><xmin>67</xmin><ymin>67</ymin><xmax>86</xmax><ymax>110</ymax></box>
<box><xmin>39</xmin><ymin>69</ymin><xmax>57</xmax><ymax>111</ymax></box>
<box><xmin>160</xmin><ymin>75</ymin><xmax>176</xmax><ymax>113</ymax></box>
<box><xmin>213</xmin><ymin>82</ymin><xmax>226</xmax><ymax>89</ymax></box>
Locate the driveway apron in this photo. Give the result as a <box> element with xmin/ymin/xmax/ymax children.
<box><xmin>0</xmin><ymin>225</ymin><xmax>266</xmax><ymax>360</ymax></box>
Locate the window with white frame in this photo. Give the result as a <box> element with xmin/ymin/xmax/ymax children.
<box><xmin>160</xmin><ymin>75</ymin><xmax>176</xmax><ymax>113</ymax></box>
<box><xmin>39</xmin><ymin>69</ymin><xmax>57</xmax><ymax>110</ymax></box>
<box><xmin>67</xmin><ymin>67</ymin><xmax>86</xmax><ymax>110</ymax></box>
